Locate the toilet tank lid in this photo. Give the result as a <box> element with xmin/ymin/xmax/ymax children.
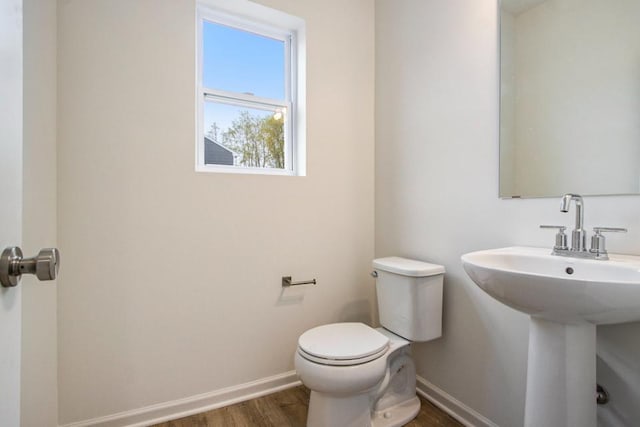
<box><xmin>372</xmin><ymin>257</ymin><xmax>445</xmax><ymax>277</ymax></box>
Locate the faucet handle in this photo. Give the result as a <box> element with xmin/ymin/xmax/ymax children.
<box><xmin>593</xmin><ymin>227</ymin><xmax>627</xmax><ymax>234</ymax></box>
<box><xmin>590</xmin><ymin>227</ymin><xmax>627</xmax><ymax>259</ymax></box>
<box><xmin>540</xmin><ymin>225</ymin><xmax>567</xmax><ymax>230</ymax></box>
<box><xmin>540</xmin><ymin>225</ymin><xmax>568</xmax><ymax>251</ymax></box>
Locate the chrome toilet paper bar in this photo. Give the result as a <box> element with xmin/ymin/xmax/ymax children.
<box><xmin>282</xmin><ymin>276</ymin><xmax>317</xmax><ymax>287</ymax></box>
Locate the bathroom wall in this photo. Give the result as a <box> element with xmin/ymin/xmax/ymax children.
<box><xmin>57</xmin><ymin>0</ymin><xmax>374</xmax><ymax>424</ymax></box>
<box><xmin>375</xmin><ymin>0</ymin><xmax>640</xmax><ymax>426</ymax></box>
<box><xmin>22</xmin><ymin>0</ymin><xmax>58</xmax><ymax>426</ymax></box>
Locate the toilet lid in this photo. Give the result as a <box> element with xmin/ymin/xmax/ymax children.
<box><xmin>298</xmin><ymin>323</ymin><xmax>389</xmax><ymax>362</ymax></box>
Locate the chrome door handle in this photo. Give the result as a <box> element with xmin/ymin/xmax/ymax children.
<box><xmin>0</xmin><ymin>247</ymin><xmax>60</xmax><ymax>287</ymax></box>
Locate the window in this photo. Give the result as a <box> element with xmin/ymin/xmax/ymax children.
<box><xmin>196</xmin><ymin>2</ymin><xmax>305</xmax><ymax>175</ymax></box>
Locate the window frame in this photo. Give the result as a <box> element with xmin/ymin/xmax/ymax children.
<box><xmin>196</xmin><ymin>4</ymin><xmax>300</xmax><ymax>175</ymax></box>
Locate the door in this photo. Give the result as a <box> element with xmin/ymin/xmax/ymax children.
<box><xmin>0</xmin><ymin>0</ymin><xmax>23</xmax><ymax>425</ymax></box>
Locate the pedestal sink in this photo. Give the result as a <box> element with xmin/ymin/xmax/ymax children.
<box><xmin>461</xmin><ymin>246</ymin><xmax>640</xmax><ymax>427</ymax></box>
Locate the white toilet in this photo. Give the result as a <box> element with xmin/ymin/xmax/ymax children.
<box><xmin>294</xmin><ymin>257</ymin><xmax>445</xmax><ymax>427</ymax></box>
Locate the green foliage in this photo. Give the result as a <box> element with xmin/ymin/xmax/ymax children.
<box><xmin>217</xmin><ymin>110</ymin><xmax>285</xmax><ymax>168</ymax></box>
<box><xmin>261</xmin><ymin>115</ymin><xmax>285</xmax><ymax>169</ymax></box>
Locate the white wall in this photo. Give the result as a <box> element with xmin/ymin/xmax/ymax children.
<box><xmin>21</xmin><ymin>0</ymin><xmax>58</xmax><ymax>425</ymax></box>
<box><xmin>375</xmin><ymin>0</ymin><xmax>640</xmax><ymax>426</ymax></box>
<box><xmin>56</xmin><ymin>0</ymin><xmax>374</xmax><ymax>424</ymax></box>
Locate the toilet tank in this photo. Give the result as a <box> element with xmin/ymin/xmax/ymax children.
<box><xmin>372</xmin><ymin>257</ymin><xmax>445</xmax><ymax>342</ymax></box>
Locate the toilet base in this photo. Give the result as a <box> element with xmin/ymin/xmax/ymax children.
<box><xmin>306</xmin><ymin>391</ymin><xmax>420</xmax><ymax>427</ymax></box>
<box><xmin>372</xmin><ymin>396</ymin><xmax>420</xmax><ymax>427</ymax></box>
<box><xmin>307</xmin><ymin>390</ymin><xmax>371</xmax><ymax>427</ymax></box>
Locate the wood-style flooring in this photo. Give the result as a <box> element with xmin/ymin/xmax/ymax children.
<box><xmin>152</xmin><ymin>385</ymin><xmax>463</xmax><ymax>427</ymax></box>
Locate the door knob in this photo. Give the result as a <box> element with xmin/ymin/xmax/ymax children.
<box><xmin>0</xmin><ymin>247</ymin><xmax>60</xmax><ymax>287</ymax></box>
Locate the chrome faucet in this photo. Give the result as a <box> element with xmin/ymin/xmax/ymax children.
<box><xmin>560</xmin><ymin>193</ymin><xmax>586</xmax><ymax>252</ymax></box>
<box><xmin>540</xmin><ymin>193</ymin><xmax>627</xmax><ymax>260</ymax></box>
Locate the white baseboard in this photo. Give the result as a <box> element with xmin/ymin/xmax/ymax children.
<box><xmin>416</xmin><ymin>376</ymin><xmax>499</xmax><ymax>427</ymax></box>
<box><xmin>59</xmin><ymin>371</ymin><xmax>494</xmax><ymax>427</ymax></box>
<box><xmin>59</xmin><ymin>371</ymin><xmax>301</xmax><ymax>427</ymax></box>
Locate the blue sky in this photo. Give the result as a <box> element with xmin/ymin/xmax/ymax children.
<box><xmin>202</xmin><ymin>20</ymin><xmax>284</xmax><ymax>135</ymax></box>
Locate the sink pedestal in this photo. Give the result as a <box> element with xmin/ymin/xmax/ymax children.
<box><xmin>524</xmin><ymin>317</ymin><xmax>596</xmax><ymax>427</ymax></box>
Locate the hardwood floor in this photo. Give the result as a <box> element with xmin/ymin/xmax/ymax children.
<box><xmin>152</xmin><ymin>386</ymin><xmax>463</xmax><ymax>427</ymax></box>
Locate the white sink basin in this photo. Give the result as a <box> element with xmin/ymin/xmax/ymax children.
<box><xmin>461</xmin><ymin>246</ymin><xmax>640</xmax><ymax>324</ymax></box>
<box><xmin>461</xmin><ymin>246</ymin><xmax>640</xmax><ymax>427</ymax></box>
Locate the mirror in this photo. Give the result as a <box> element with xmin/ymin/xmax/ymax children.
<box><xmin>499</xmin><ymin>0</ymin><xmax>640</xmax><ymax>198</ymax></box>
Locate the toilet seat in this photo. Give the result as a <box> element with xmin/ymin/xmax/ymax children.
<box><xmin>297</xmin><ymin>322</ymin><xmax>389</xmax><ymax>366</ymax></box>
<box><xmin>298</xmin><ymin>345</ymin><xmax>389</xmax><ymax>366</ymax></box>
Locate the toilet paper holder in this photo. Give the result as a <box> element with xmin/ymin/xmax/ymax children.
<box><xmin>282</xmin><ymin>276</ymin><xmax>317</xmax><ymax>287</ymax></box>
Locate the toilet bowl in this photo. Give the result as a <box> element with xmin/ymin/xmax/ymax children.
<box><xmin>295</xmin><ymin>323</ymin><xmax>419</xmax><ymax>427</ymax></box>
<box><xmin>294</xmin><ymin>257</ymin><xmax>445</xmax><ymax>427</ymax></box>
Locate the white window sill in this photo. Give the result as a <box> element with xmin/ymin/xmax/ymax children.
<box><xmin>196</xmin><ymin>164</ymin><xmax>299</xmax><ymax>176</ymax></box>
